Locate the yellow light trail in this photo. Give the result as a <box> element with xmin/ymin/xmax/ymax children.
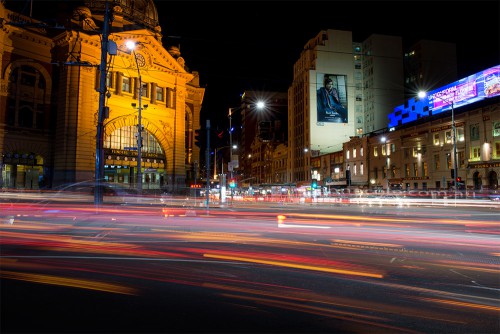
<box><xmin>420</xmin><ymin>297</ymin><xmax>500</xmax><ymax>312</ymax></box>
<box><xmin>1</xmin><ymin>270</ymin><xmax>138</xmax><ymax>295</ymax></box>
<box><xmin>204</xmin><ymin>253</ymin><xmax>383</xmax><ymax>278</ymax></box>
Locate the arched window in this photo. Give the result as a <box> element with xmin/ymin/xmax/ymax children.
<box><xmin>7</xmin><ymin>65</ymin><xmax>47</xmax><ymax>129</ymax></box>
<box><xmin>104</xmin><ymin>126</ymin><xmax>164</xmax><ymax>154</ymax></box>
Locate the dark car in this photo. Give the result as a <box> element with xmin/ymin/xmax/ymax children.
<box><xmin>51</xmin><ymin>180</ymin><xmax>141</xmax><ymax>204</ymax></box>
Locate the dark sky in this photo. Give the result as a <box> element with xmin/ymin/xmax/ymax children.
<box><xmin>158</xmin><ymin>1</ymin><xmax>500</xmax><ymax>128</ymax></box>
<box><xmin>8</xmin><ymin>0</ymin><xmax>500</xmax><ymax>129</ymax></box>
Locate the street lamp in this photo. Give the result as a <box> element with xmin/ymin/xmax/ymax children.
<box><xmin>213</xmin><ymin>145</ymin><xmax>232</xmax><ymax>179</ymax></box>
<box><xmin>228</xmin><ymin>108</ymin><xmax>234</xmax><ymax>179</ymax></box>
<box><xmin>418</xmin><ymin>91</ymin><xmax>458</xmax><ymax>193</ymax></box>
<box><xmin>127</xmin><ymin>40</ymin><xmax>144</xmax><ymax>193</ymax></box>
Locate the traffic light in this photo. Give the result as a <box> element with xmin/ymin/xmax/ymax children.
<box><xmin>229</xmin><ymin>179</ymin><xmax>236</xmax><ymax>188</ymax></box>
<box><xmin>456</xmin><ymin>177</ymin><xmax>462</xmax><ymax>183</ymax></box>
<box><xmin>210</xmin><ymin>128</ymin><xmax>223</xmax><ymax>148</ymax></box>
<box><xmin>194</xmin><ymin>129</ymin><xmax>203</xmax><ymax>148</ymax></box>
<box><xmin>311</xmin><ymin>179</ymin><xmax>318</xmax><ymax>189</ymax></box>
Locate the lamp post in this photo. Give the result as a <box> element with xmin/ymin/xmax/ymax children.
<box><xmin>228</xmin><ymin>108</ymin><xmax>234</xmax><ymax>178</ymax></box>
<box><xmin>94</xmin><ymin>1</ymin><xmax>112</xmax><ymax>206</ymax></box>
<box><xmin>127</xmin><ymin>41</ymin><xmax>143</xmax><ymax>193</ymax></box>
<box><xmin>418</xmin><ymin>91</ymin><xmax>458</xmax><ymax>197</ymax></box>
<box><xmin>228</xmin><ymin>108</ymin><xmax>235</xmax><ymax>201</ymax></box>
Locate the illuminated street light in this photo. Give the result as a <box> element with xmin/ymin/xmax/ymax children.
<box><xmin>127</xmin><ymin>40</ymin><xmax>144</xmax><ymax>193</ymax></box>
<box><xmin>213</xmin><ymin>145</ymin><xmax>236</xmax><ymax>179</ymax></box>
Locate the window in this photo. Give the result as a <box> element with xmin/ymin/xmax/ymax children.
<box><xmin>373</xmin><ymin>147</ymin><xmax>378</xmax><ymax>157</ymax></box>
<box><xmin>456</xmin><ymin>127</ymin><xmax>464</xmax><ymax>142</ymax></box>
<box><xmin>471</xmin><ymin>146</ymin><xmax>480</xmax><ymax>161</ymax></box>
<box><xmin>353</xmin><ymin>164</ymin><xmax>357</xmax><ymax>176</ymax></box>
<box><xmin>353</xmin><ymin>148</ymin><xmax>357</xmax><ymax>158</ymax></box>
<box><xmin>360</xmin><ymin>162</ymin><xmax>364</xmax><ymax>175</ymax></box>
<box><xmin>346</xmin><ymin>150</ymin><xmax>350</xmax><ymax>159</ymax></box>
<box><xmin>156</xmin><ymin>86</ymin><xmax>164</xmax><ymax>101</ymax></box>
<box><xmin>470</xmin><ymin>123</ymin><xmax>480</xmax><ymax>141</ymax></box>
<box><xmin>405</xmin><ymin>164</ymin><xmax>410</xmax><ymax>177</ymax></box>
<box><xmin>360</xmin><ymin>147</ymin><xmax>363</xmax><ymax>157</ymax></box>
<box><xmin>141</xmin><ymin>82</ymin><xmax>148</xmax><ymax>97</ymax></box>
<box><xmin>422</xmin><ymin>162</ymin><xmax>428</xmax><ymax>177</ymax></box>
<box><xmin>413</xmin><ymin>163</ymin><xmax>418</xmax><ymax>177</ymax></box>
<box><xmin>458</xmin><ymin>151</ymin><xmax>465</xmax><ymax>168</ymax></box>
<box><xmin>7</xmin><ymin>65</ymin><xmax>47</xmax><ymax>129</ymax></box>
<box><xmin>445</xmin><ymin>130</ymin><xmax>452</xmax><ymax>143</ymax></box>
<box><xmin>412</xmin><ymin>147</ymin><xmax>421</xmax><ymax>158</ymax></box>
<box><xmin>104</xmin><ymin>126</ymin><xmax>164</xmax><ymax>155</ymax></box>
<box><xmin>494</xmin><ymin>122</ymin><xmax>500</xmax><ymax>137</ymax></box>
<box><xmin>122</xmin><ymin>77</ymin><xmax>131</xmax><ymax>93</ymax></box>
<box><xmin>434</xmin><ymin>154</ymin><xmax>440</xmax><ymax>170</ymax></box>
<box><xmin>433</xmin><ymin>133</ymin><xmax>440</xmax><ymax>145</ymax></box>
<box><xmin>495</xmin><ymin>141</ymin><xmax>500</xmax><ymax>159</ymax></box>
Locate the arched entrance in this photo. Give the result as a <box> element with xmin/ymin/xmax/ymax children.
<box><xmin>473</xmin><ymin>171</ymin><xmax>482</xmax><ymax>190</ymax></box>
<box><xmin>488</xmin><ymin>170</ymin><xmax>498</xmax><ymax>190</ymax></box>
<box><xmin>104</xmin><ymin>126</ymin><xmax>167</xmax><ymax>190</ymax></box>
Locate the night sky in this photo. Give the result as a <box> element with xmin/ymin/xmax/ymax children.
<box><xmin>8</xmin><ymin>0</ymin><xmax>500</xmax><ymax>130</ymax></box>
<box><xmin>159</xmin><ymin>1</ymin><xmax>499</xmax><ymax>129</ymax></box>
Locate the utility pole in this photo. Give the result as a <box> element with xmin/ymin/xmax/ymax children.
<box><xmin>94</xmin><ymin>1</ymin><xmax>111</xmax><ymax>206</ymax></box>
<box><xmin>228</xmin><ymin>108</ymin><xmax>234</xmax><ymax>203</ymax></box>
<box><xmin>131</xmin><ymin>52</ymin><xmax>143</xmax><ymax>194</ymax></box>
<box><xmin>205</xmin><ymin>120</ymin><xmax>211</xmax><ymax>213</ymax></box>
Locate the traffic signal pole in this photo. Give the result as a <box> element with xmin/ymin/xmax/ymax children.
<box><xmin>205</xmin><ymin>120</ymin><xmax>210</xmax><ymax>213</ymax></box>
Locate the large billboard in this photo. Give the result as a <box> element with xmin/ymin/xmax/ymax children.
<box><xmin>316</xmin><ymin>73</ymin><xmax>348</xmax><ymax>124</ymax></box>
<box><xmin>389</xmin><ymin>65</ymin><xmax>500</xmax><ymax>127</ymax></box>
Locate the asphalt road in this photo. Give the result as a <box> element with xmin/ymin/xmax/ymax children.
<box><xmin>1</xmin><ymin>201</ymin><xmax>499</xmax><ymax>333</ymax></box>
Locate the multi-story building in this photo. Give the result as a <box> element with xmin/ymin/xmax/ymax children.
<box><xmin>287</xmin><ymin>29</ymin><xmax>409</xmax><ymax>187</ymax></box>
<box><xmin>284</xmin><ymin>29</ymin><xmax>463</xmax><ymax>190</ymax></box>
<box><xmin>237</xmin><ymin>90</ymin><xmax>287</xmax><ymax>185</ymax></box>
<box><xmin>0</xmin><ymin>0</ymin><xmax>204</xmax><ymax>193</ymax></box>
<box><xmin>344</xmin><ymin>96</ymin><xmax>499</xmax><ymax>192</ymax></box>
<box><xmin>404</xmin><ymin>40</ymin><xmax>458</xmax><ymax>100</ymax></box>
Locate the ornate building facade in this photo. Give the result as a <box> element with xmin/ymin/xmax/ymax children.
<box><xmin>0</xmin><ymin>0</ymin><xmax>204</xmax><ymax>193</ymax></box>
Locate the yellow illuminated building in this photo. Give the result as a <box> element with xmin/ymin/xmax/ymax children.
<box><xmin>0</xmin><ymin>0</ymin><xmax>204</xmax><ymax>193</ymax></box>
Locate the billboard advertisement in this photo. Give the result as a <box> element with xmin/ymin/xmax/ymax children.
<box><xmin>389</xmin><ymin>65</ymin><xmax>500</xmax><ymax>127</ymax></box>
<box><xmin>316</xmin><ymin>73</ymin><xmax>348</xmax><ymax>124</ymax></box>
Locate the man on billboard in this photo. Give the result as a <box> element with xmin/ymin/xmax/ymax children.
<box><xmin>317</xmin><ymin>75</ymin><xmax>347</xmax><ymax>123</ymax></box>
